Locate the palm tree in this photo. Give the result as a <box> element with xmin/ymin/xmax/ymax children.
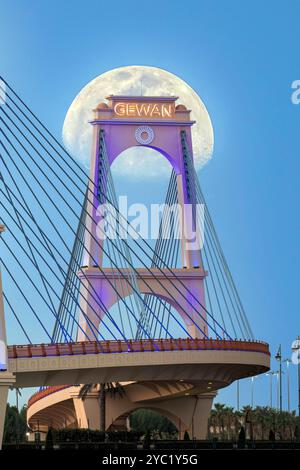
<box><xmin>79</xmin><ymin>382</ymin><xmax>125</xmax><ymax>432</ymax></box>
<box><xmin>213</xmin><ymin>403</ymin><xmax>226</xmax><ymax>439</ymax></box>
<box><xmin>287</xmin><ymin>410</ymin><xmax>297</xmax><ymax>440</ymax></box>
<box><xmin>241</xmin><ymin>405</ymin><xmax>253</xmax><ymax>440</ymax></box>
<box><xmin>234</xmin><ymin>409</ymin><xmax>243</xmax><ymax>439</ymax></box>
<box><xmin>278</xmin><ymin>410</ymin><xmax>297</xmax><ymax>440</ymax></box>
<box><xmin>251</xmin><ymin>406</ymin><xmax>265</xmax><ymax>439</ymax></box>
<box><xmin>208</xmin><ymin>408</ymin><xmax>218</xmax><ymax>437</ymax></box>
<box><xmin>224</xmin><ymin>406</ymin><xmax>235</xmax><ymax>440</ymax></box>
<box><xmin>208</xmin><ymin>404</ymin><xmax>298</xmax><ymax>442</ymax></box>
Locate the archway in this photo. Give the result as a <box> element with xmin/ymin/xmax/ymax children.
<box><xmin>110</xmin><ymin>144</ymin><xmax>177</xmax><ymax>176</ymax></box>
<box><xmin>102</xmin><ymin>292</ymin><xmax>193</xmax><ymax>341</ymax></box>
<box><xmin>109</xmin><ymin>145</ymin><xmax>175</xmax><ymax>266</ymax></box>
<box><xmin>129</xmin><ymin>407</ymin><xmax>178</xmax><ymax>436</ymax></box>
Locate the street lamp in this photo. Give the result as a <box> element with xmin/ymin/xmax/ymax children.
<box><xmin>237</xmin><ymin>380</ymin><xmax>240</xmax><ymax>411</ymax></box>
<box><xmin>292</xmin><ymin>337</ymin><xmax>300</xmax><ymax>442</ymax></box>
<box><xmin>251</xmin><ymin>376</ymin><xmax>257</xmax><ymax>408</ymax></box>
<box><xmin>275</xmin><ymin>346</ymin><xmax>283</xmax><ymax>413</ymax></box>
<box><xmin>273</xmin><ymin>370</ymin><xmax>280</xmax><ymax>410</ymax></box>
<box><xmin>284</xmin><ymin>358</ymin><xmax>292</xmax><ymax>412</ymax></box>
<box><xmin>266</xmin><ymin>371</ymin><xmax>276</xmax><ymax>408</ymax></box>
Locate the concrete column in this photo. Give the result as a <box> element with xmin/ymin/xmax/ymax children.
<box><xmin>77</xmin><ymin>276</ymin><xmax>102</xmax><ymax>341</ymax></box>
<box><xmin>156</xmin><ymin>393</ymin><xmax>216</xmax><ymax>440</ymax></box>
<box><xmin>185</xmin><ymin>394</ymin><xmax>216</xmax><ymax>440</ymax></box>
<box><xmin>176</xmin><ymin>171</ymin><xmax>202</xmax><ymax>269</ymax></box>
<box><xmin>0</xmin><ymin>371</ymin><xmax>15</xmax><ymax>449</ymax></box>
<box><xmin>82</xmin><ymin>123</ymin><xmax>103</xmax><ymax>268</ymax></box>
<box><xmin>72</xmin><ymin>396</ymin><xmax>89</xmax><ymax>429</ymax></box>
<box><xmin>72</xmin><ymin>391</ymin><xmax>100</xmax><ymax>430</ymax></box>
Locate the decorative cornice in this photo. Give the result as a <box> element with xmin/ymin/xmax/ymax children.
<box><xmin>89</xmin><ymin>119</ymin><xmax>195</xmax><ymax>127</ymax></box>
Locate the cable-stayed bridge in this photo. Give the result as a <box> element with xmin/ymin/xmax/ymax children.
<box><xmin>0</xmin><ymin>82</ymin><xmax>270</xmax><ymax>444</ymax></box>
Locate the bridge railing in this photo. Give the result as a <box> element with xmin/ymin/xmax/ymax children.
<box><xmin>28</xmin><ymin>385</ymin><xmax>75</xmax><ymax>408</ymax></box>
<box><xmin>8</xmin><ymin>338</ymin><xmax>270</xmax><ymax>359</ymax></box>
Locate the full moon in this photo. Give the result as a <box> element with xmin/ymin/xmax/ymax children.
<box><xmin>62</xmin><ymin>66</ymin><xmax>214</xmax><ymax>178</ymax></box>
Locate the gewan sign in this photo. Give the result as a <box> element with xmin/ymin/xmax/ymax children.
<box><xmin>113</xmin><ymin>101</ymin><xmax>175</xmax><ymax>119</ymax></box>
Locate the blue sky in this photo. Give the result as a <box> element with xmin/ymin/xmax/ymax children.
<box><xmin>1</xmin><ymin>0</ymin><xmax>300</xmax><ymax>410</ymax></box>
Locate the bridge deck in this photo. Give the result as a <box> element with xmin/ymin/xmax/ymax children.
<box><xmin>8</xmin><ymin>338</ymin><xmax>270</xmax><ymax>359</ymax></box>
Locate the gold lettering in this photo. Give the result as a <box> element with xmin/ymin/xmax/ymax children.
<box><xmin>162</xmin><ymin>104</ymin><xmax>172</xmax><ymax>118</ymax></box>
<box><xmin>127</xmin><ymin>104</ymin><xmax>136</xmax><ymax>116</ymax></box>
<box><xmin>113</xmin><ymin>101</ymin><xmax>175</xmax><ymax>119</ymax></box>
<box><xmin>150</xmin><ymin>104</ymin><xmax>161</xmax><ymax>117</ymax></box>
<box><xmin>136</xmin><ymin>103</ymin><xmax>151</xmax><ymax>117</ymax></box>
<box><xmin>114</xmin><ymin>103</ymin><xmax>126</xmax><ymax>116</ymax></box>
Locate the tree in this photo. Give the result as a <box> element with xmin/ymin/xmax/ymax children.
<box><xmin>252</xmin><ymin>406</ymin><xmax>267</xmax><ymax>440</ymax></box>
<box><xmin>241</xmin><ymin>405</ymin><xmax>253</xmax><ymax>440</ymax></box>
<box><xmin>208</xmin><ymin>408</ymin><xmax>218</xmax><ymax>438</ymax></box>
<box><xmin>211</xmin><ymin>403</ymin><xmax>226</xmax><ymax>439</ymax></box>
<box><xmin>269</xmin><ymin>428</ymin><xmax>275</xmax><ymax>441</ymax></box>
<box><xmin>45</xmin><ymin>427</ymin><xmax>54</xmax><ymax>450</ymax></box>
<box><xmin>3</xmin><ymin>404</ymin><xmax>27</xmax><ymax>443</ymax></box>
<box><xmin>238</xmin><ymin>426</ymin><xmax>246</xmax><ymax>442</ymax></box>
<box><xmin>143</xmin><ymin>429</ymin><xmax>151</xmax><ymax>448</ymax></box>
<box><xmin>238</xmin><ymin>425</ymin><xmax>246</xmax><ymax>448</ymax></box>
<box><xmin>224</xmin><ymin>406</ymin><xmax>235</xmax><ymax>440</ymax></box>
<box><xmin>130</xmin><ymin>409</ymin><xmax>177</xmax><ymax>436</ymax></box>
<box><xmin>208</xmin><ymin>404</ymin><xmax>298</xmax><ymax>441</ymax></box>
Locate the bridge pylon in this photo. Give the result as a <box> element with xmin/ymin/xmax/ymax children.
<box><xmin>77</xmin><ymin>95</ymin><xmax>208</xmax><ymax>341</ymax></box>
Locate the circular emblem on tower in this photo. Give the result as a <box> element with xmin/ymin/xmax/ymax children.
<box><xmin>135</xmin><ymin>126</ymin><xmax>154</xmax><ymax>145</ymax></box>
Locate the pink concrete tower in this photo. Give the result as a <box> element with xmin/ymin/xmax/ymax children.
<box><xmin>77</xmin><ymin>96</ymin><xmax>208</xmax><ymax>340</ymax></box>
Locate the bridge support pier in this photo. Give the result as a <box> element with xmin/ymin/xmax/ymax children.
<box><xmin>68</xmin><ymin>385</ymin><xmax>216</xmax><ymax>440</ymax></box>
<box><xmin>0</xmin><ymin>371</ymin><xmax>15</xmax><ymax>449</ymax></box>
<box><xmin>72</xmin><ymin>390</ymin><xmax>99</xmax><ymax>429</ymax></box>
<box><xmin>165</xmin><ymin>393</ymin><xmax>216</xmax><ymax>439</ymax></box>
<box><xmin>128</xmin><ymin>392</ymin><xmax>216</xmax><ymax>440</ymax></box>
<box><xmin>104</xmin><ymin>389</ymin><xmax>216</xmax><ymax>440</ymax></box>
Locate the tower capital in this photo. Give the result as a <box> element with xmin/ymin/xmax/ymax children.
<box><xmin>93</xmin><ymin>95</ymin><xmax>193</xmax><ymax>124</ymax></box>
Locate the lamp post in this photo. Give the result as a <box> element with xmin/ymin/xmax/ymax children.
<box><xmin>275</xmin><ymin>346</ymin><xmax>283</xmax><ymax>413</ymax></box>
<box><xmin>274</xmin><ymin>370</ymin><xmax>280</xmax><ymax>410</ymax></box>
<box><xmin>292</xmin><ymin>337</ymin><xmax>300</xmax><ymax>442</ymax></box>
<box><xmin>237</xmin><ymin>380</ymin><xmax>240</xmax><ymax>412</ymax></box>
<box><xmin>251</xmin><ymin>376</ymin><xmax>256</xmax><ymax>409</ymax></box>
<box><xmin>284</xmin><ymin>358</ymin><xmax>292</xmax><ymax>412</ymax></box>
<box><xmin>266</xmin><ymin>371</ymin><xmax>275</xmax><ymax>408</ymax></box>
